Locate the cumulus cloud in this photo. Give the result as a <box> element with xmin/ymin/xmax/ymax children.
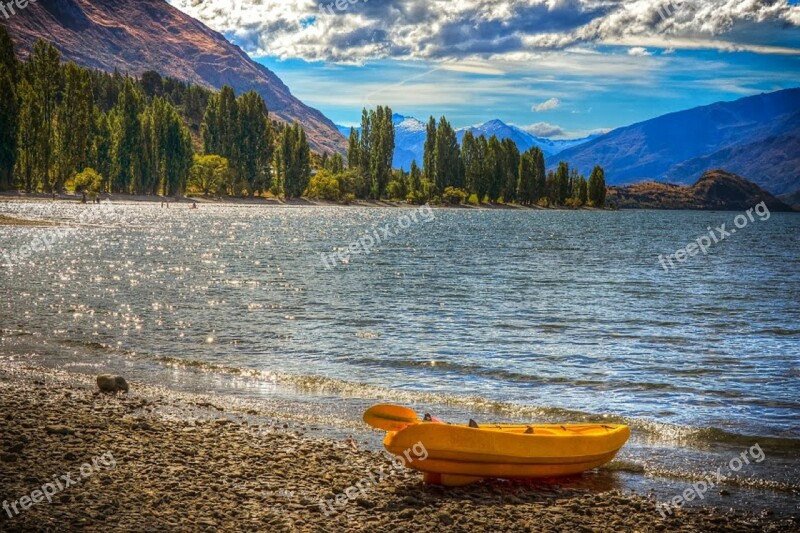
<box><xmin>627</xmin><ymin>46</ymin><xmax>652</xmax><ymax>56</ymax></box>
<box><xmin>168</xmin><ymin>0</ymin><xmax>800</xmax><ymax>62</ymax></box>
<box><xmin>521</xmin><ymin>122</ymin><xmax>566</xmax><ymax>137</ymax></box>
<box><xmin>532</xmin><ymin>97</ymin><xmax>561</xmax><ymax>112</ymax></box>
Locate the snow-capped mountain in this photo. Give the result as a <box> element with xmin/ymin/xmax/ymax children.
<box><xmin>337</xmin><ymin>114</ymin><xmax>427</xmax><ymax>171</ymax></box>
<box><xmin>337</xmin><ymin>115</ymin><xmax>598</xmax><ymax>171</ymax></box>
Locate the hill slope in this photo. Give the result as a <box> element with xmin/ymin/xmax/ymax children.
<box><xmin>607</xmin><ymin>170</ymin><xmax>796</xmax><ymax>211</ymax></box>
<box><xmin>554</xmin><ymin>89</ymin><xmax>800</xmax><ymax>194</ymax></box>
<box><xmin>2</xmin><ymin>0</ymin><xmax>346</xmax><ymax>154</ymax></box>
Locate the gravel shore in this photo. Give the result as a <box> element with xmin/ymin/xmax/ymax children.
<box><xmin>0</xmin><ymin>365</ymin><xmax>796</xmax><ymax>532</ymax></box>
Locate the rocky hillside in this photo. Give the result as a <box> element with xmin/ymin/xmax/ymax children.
<box><xmin>607</xmin><ymin>170</ymin><xmax>796</xmax><ymax>211</ymax></box>
<box><xmin>1</xmin><ymin>0</ymin><xmax>346</xmax><ymax>154</ymax></box>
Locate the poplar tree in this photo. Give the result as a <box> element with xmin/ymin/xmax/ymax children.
<box><xmin>0</xmin><ymin>27</ymin><xmax>17</xmax><ymax>190</ymax></box>
<box><xmin>235</xmin><ymin>91</ymin><xmax>273</xmax><ymax>196</ymax></box>
<box><xmin>369</xmin><ymin>105</ymin><xmax>394</xmax><ymax>199</ymax></box>
<box><xmin>30</xmin><ymin>40</ymin><xmax>61</xmax><ymax>191</ymax></box>
<box><xmin>16</xmin><ymin>77</ymin><xmax>37</xmax><ymax>192</ymax></box>
<box><xmin>347</xmin><ymin>127</ymin><xmax>360</xmax><ymax>170</ymax></box>
<box><xmin>55</xmin><ymin>62</ymin><xmax>93</xmax><ymax>190</ymax></box>
<box><xmin>486</xmin><ymin>135</ymin><xmax>504</xmax><ymax>203</ymax></box>
<box><xmin>588</xmin><ymin>165</ymin><xmax>606</xmax><ymax>207</ymax></box>
<box><xmin>0</xmin><ymin>64</ymin><xmax>16</xmax><ymax>190</ymax></box>
<box><xmin>110</xmin><ymin>78</ymin><xmax>143</xmax><ymax>193</ymax></box>
<box><xmin>423</xmin><ymin>116</ymin><xmax>436</xmax><ymax>184</ymax></box>
<box><xmin>433</xmin><ymin>116</ymin><xmax>461</xmax><ymax>194</ymax></box>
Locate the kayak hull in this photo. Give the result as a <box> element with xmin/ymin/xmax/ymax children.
<box><xmin>384</xmin><ymin>422</ymin><xmax>630</xmax><ymax>486</ymax></box>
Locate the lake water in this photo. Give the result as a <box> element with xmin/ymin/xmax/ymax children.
<box><xmin>1</xmin><ymin>201</ymin><xmax>798</xmax><ymax>514</ymax></box>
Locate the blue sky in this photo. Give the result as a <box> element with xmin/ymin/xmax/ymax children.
<box><xmin>170</xmin><ymin>0</ymin><xmax>800</xmax><ymax>138</ymax></box>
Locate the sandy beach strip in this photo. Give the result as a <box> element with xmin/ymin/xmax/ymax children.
<box><xmin>0</xmin><ymin>365</ymin><xmax>794</xmax><ymax>532</ymax></box>
<box><xmin>0</xmin><ymin>215</ymin><xmax>55</xmax><ymax>227</ymax></box>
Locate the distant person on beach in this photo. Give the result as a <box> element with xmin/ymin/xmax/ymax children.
<box><xmin>191</xmin><ymin>202</ymin><xmax>198</xmax><ymax>209</ymax></box>
<box><xmin>81</xmin><ymin>192</ymin><xmax>87</xmax><ymax>204</ymax></box>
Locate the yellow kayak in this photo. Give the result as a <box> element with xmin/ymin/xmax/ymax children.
<box><xmin>364</xmin><ymin>404</ymin><xmax>630</xmax><ymax>486</ymax></box>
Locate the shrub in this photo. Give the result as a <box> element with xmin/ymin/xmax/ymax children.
<box><xmin>442</xmin><ymin>187</ymin><xmax>468</xmax><ymax>205</ymax></box>
<box><xmin>71</xmin><ymin>168</ymin><xmax>104</xmax><ymax>194</ymax></box>
<box><xmin>305</xmin><ymin>169</ymin><xmax>341</xmax><ymax>201</ymax></box>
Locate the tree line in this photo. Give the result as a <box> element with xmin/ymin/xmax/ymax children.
<box><xmin>0</xmin><ymin>28</ymin><xmax>605</xmax><ymax>206</ymax></box>
<box><xmin>310</xmin><ymin>111</ymin><xmax>606</xmax><ymax>207</ymax></box>
<box><xmin>0</xmin><ymin>29</ymin><xmax>312</xmax><ymax>198</ymax></box>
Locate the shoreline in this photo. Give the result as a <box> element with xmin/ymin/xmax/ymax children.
<box><xmin>0</xmin><ymin>191</ymin><xmax>603</xmax><ymax>212</ymax></box>
<box><xmin>1</xmin><ymin>364</ymin><xmax>795</xmax><ymax>532</ymax></box>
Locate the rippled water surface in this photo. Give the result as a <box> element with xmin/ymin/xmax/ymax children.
<box><xmin>1</xmin><ymin>201</ymin><xmax>799</xmax><ymax>511</ymax></box>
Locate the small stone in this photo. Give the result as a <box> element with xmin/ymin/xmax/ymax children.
<box><xmin>46</xmin><ymin>424</ymin><xmax>75</xmax><ymax>435</ymax></box>
<box><xmin>97</xmin><ymin>374</ymin><xmax>129</xmax><ymax>393</ymax></box>
<box><xmin>437</xmin><ymin>511</ymin><xmax>454</xmax><ymax>525</ymax></box>
<box><xmin>7</xmin><ymin>442</ymin><xmax>24</xmax><ymax>454</ymax></box>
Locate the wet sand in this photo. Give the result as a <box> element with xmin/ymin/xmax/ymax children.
<box><xmin>0</xmin><ymin>365</ymin><xmax>795</xmax><ymax>532</ymax></box>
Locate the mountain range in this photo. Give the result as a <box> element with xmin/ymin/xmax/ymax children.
<box><xmin>556</xmin><ymin>88</ymin><xmax>800</xmax><ymax>195</ymax></box>
<box><xmin>1</xmin><ymin>0</ymin><xmax>347</xmax><ymax>154</ymax></box>
<box><xmin>338</xmin><ymin>88</ymin><xmax>798</xmax><ymax>197</ymax></box>
<box><xmin>337</xmin><ymin>115</ymin><xmax>599</xmax><ymax>172</ymax></box>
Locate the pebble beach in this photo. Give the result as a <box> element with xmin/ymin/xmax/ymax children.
<box><xmin>1</xmin><ymin>365</ymin><xmax>796</xmax><ymax>532</ymax></box>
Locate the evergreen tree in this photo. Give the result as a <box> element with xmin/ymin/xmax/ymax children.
<box><xmin>501</xmin><ymin>138</ymin><xmax>520</xmax><ymax>203</ymax></box>
<box><xmin>0</xmin><ymin>27</ymin><xmax>17</xmax><ymax>190</ymax></box>
<box><xmin>533</xmin><ymin>148</ymin><xmax>546</xmax><ymax>203</ymax></box>
<box><xmin>55</xmin><ymin>62</ymin><xmax>93</xmax><ymax>190</ymax></box>
<box><xmin>588</xmin><ymin>165</ymin><xmax>606</xmax><ymax>207</ymax></box>
<box><xmin>517</xmin><ymin>148</ymin><xmax>536</xmax><ymax>206</ymax></box>
<box><xmin>329</xmin><ymin>153</ymin><xmax>344</xmax><ymax>174</ymax></box>
<box><xmin>91</xmin><ymin>109</ymin><xmax>112</xmax><ymax>191</ymax></box>
<box><xmin>409</xmin><ymin>160</ymin><xmax>422</xmax><ymax>195</ymax></box>
<box><xmin>577</xmin><ymin>175</ymin><xmax>588</xmax><ymax>206</ymax></box>
<box><xmin>486</xmin><ymin>135</ymin><xmax>504</xmax><ymax>203</ymax></box>
<box><xmin>0</xmin><ymin>63</ymin><xmax>17</xmax><ymax>190</ymax></box>
<box><xmin>358</xmin><ymin>108</ymin><xmax>372</xmax><ymax>195</ymax></box>
<box><xmin>368</xmin><ymin>105</ymin><xmax>394</xmax><ymax>199</ymax></box>
<box><xmin>433</xmin><ymin>116</ymin><xmax>461</xmax><ymax>193</ymax></box>
<box><xmin>462</xmin><ymin>131</ymin><xmax>479</xmax><ymax>197</ymax></box>
<box><xmin>235</xmin><ymin>91</ymin><xmax>273</xmax><ymax>196</ymax></box>
<box><xmin>110</xmin><ymin>78</ymin><xmax>143</xmax><ymax>193</ymax></box>
<box><xmin>30</xmin><ymin>40</ymin><xmax>62</xmax><ymax>191</ymax></box>
<box><xmin>16</xmin><ymin>76</ymin><xmax>37</xmax><ymax>192</ymax></box>
<box><xmin>0</xmin><ymin>26</ymin><xmax>17</xmax><ymax>81</ymax></box>
<box><xmin>554</xmin><ymin>161</ymin><xmax>570</xmax><ymax>205</ymax></box>
<box><xmin>423</xmin><ymin>116</ymin><xmax>436</xmax><ymax>184</ymax></box>
<box><xmin>279</xmin><ymin>122</ymin><xmax>312</xmax><ymax>199</ymax></box>
<box><xmin>347</xmin><ymin>127</ymin><xmax>360</xmax><ymax>170</ymax></box>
